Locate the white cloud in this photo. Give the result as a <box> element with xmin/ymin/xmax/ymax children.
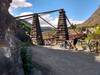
<box><xmin>9</xmin><ymin>7</ymin><xmax>14</xmax><ymax>15</ymax></box>
<box><xmin>20</xmin><ymin>12</ymin><xmax>33</xmax><ymax>16</ymax></box>
<box><xmin>51</xmin><ymin>17</ymin><xmax>58</xmax><ymax>27</ymax></box>
<box><xmin>9</xmin><ymin>0</ymin><xmax>32</xmax><ymax>15</ymax></box>
<box><xmin>69</xmin><ymin>19</ymin><xmax>85</xmax><ymax>25</ymax></box>
<box><xmin>10</xmin><ymin>0</ymin><xmax>32</xmax><ymax>8</ymax></box>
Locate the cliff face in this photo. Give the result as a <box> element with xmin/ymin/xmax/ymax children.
<box><xmin>0</xmin><ymin>0</ymin><xmax>16</xmax><ymax>45</ymax></box>
<box><xmin>0</xmin><ymin>0</ymin><xmax>24</xmax><ymax>75</ymax></box>
<box><xmin>0</xmin><ymin>1</ymin><xmax>42</xmax><ymax>75</ymax></box>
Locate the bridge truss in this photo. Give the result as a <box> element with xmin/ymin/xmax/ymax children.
<box><xmin>15</xmin><ymin>9</ymin><xmax>77</xmax><ymax>45</ymax></box>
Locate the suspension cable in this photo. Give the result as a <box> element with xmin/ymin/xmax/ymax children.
<box><xmin>15</xmin><ymin>14</ymin><xmax>33</xmax><ymax>19</ymax></box>
<box><xmin>66</xmin><ymin>16</ymin><xmax>72</xmax><ymax>25</ymax></box>
<box><xmin>37</xmin><ymin>9</ymin><xmax>60</xmax><ymax>15</ymax></box>
<box><xmin>39</xmin><ymin>15</ymin><xmax>56</xmax><ymax>29</ymax></box>
<box><xmin>16</xmin><ymin>16</ymin><xmax>33</xmax><ymax>20</ymax></box>
<box><xmin>65</xmin><ymin>16</ymin><xmax>79</xmax><ymax>35</ymax></box>
<box><xmin>15</xmin><ymin>9</ymin><xmax>61</xmax><ymax>19</ymax></box>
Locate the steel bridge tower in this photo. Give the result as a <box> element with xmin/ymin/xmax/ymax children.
<box><xmin>56</xmin><ymin>9</ymin><xmax>69</xmax><ymax>43</ymax></box>
<box><xmin>30</xmin><ymin>13</ymin><xmax>44</xmax><ymax>45</ymax></box>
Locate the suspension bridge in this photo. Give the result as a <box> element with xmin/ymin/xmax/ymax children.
<box><xmin>15</xmin><ymin>9</ymin><xmax>99</xmax><ymax>53</ymax></box>
<box><xmin>16</xmin><ymin>9</ymin><xmax>81</xmax><ymax>45</ymax></box>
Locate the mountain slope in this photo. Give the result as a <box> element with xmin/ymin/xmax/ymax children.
<box><xmin>81</xmin><ymin>7</ymin><xmax>100</xmax><ymax>27</ymax></box>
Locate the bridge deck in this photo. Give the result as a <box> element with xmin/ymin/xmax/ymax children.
<box><xmin>29</xmin><ymin>46</ymin><xmax>100</xmax><ymax>75</ymax></box>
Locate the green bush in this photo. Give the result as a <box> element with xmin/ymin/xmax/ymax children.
<box><xmin>85</xmin><ymin>26</ymin><xmax>100</xmax><ymax>41</ymax></box>
<box><xmin>20</xmin><ymin>43</ymin><xmax>33</xmax><ymax>75</ymax></box>
<box><xmin>20</xmin><ymin>21</ymin><xmax>32</xmax><ymax>34</ymax></box>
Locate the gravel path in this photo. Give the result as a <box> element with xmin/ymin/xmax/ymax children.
<box><xmin>29</xmin><ymin>46</ymin><xmax>100</xmax><ymax>75</ymax></box>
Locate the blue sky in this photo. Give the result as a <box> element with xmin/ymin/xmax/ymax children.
<box><xmin>9</xmin><ymin>0</ymin><xmax>100</xmax><ymax>24</ymax></box>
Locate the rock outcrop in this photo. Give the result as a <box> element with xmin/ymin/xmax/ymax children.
<box><xmin>0</xmin><ymin>0</ymin><xmax>24</xmax><ymax>75</ymax></box>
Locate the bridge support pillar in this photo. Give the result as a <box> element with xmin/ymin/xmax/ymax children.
<box><xmin>56</xmin><ymin>9</ymin><xmax>69</xmax><ymax>44</ymax></box>
<box><xmin>30</xmin><ymin>14</ymin><xmax>44</xmax><ymax>45</ymax></box>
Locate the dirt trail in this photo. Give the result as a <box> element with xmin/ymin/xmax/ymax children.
<box><xmin>29</xmin><ymin>46</ymin><xmax>100</xmax><ymax>75</ymax></box>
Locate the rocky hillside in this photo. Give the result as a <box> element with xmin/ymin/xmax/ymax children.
<box><xmin>80</xmin><ymin>7</ymin><xmax>100</xmax><ymax>27</ymax></box>
<box><xmin>0</xmin><ymin>0</ymin><xmax>33</xmax><ymax>75</ymax></box>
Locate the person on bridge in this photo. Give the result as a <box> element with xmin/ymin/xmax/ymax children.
<box><xmin>95</xmin><ymin>40</ymin><xmax>99</xmax><ymax>53</ymax></box>
<box><xmin>73</xmin><ymin>37</ymin><xmax>78</xmax><ymax>50</ymax></box>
